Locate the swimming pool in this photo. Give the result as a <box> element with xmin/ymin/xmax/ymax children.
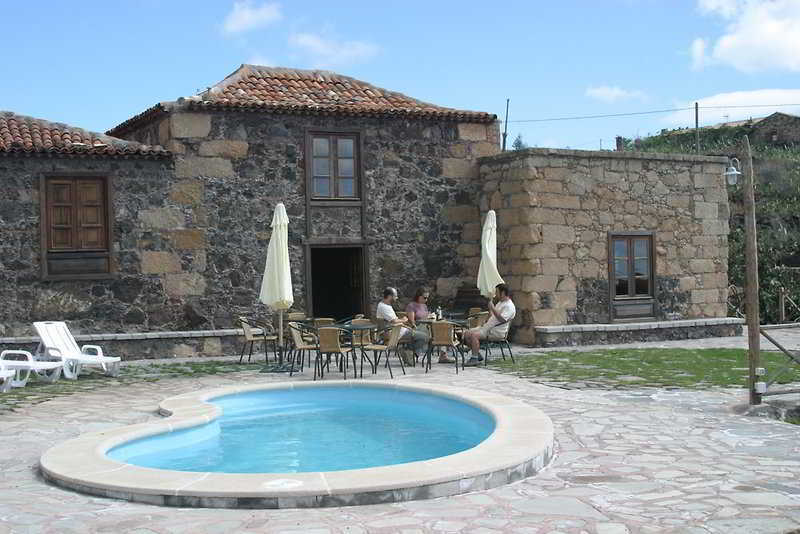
<box><xmin>108</xmin><ymin>386</ymin><xmax>495</xmax><ymax>473</ymax></box>
<box><xmin>41</xmin><ymin>381</ymin><xmax>554</xmax><ymax>508</ymax></box>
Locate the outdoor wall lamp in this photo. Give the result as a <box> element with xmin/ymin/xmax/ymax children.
<box><xmin>724</xmin><ymin>157</ymin><xmax>742</xmax><ymax>186</ymax></box>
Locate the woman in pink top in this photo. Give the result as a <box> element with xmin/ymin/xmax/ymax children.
<box><xmin>405</xmin><ymin>287</ymin><xmax>431</xmax><ymax>328</ymax></box>
<box><xmin>406</xmin><ymin>288</ymin><xmax>454</xmax><ymax>363</ymax></box>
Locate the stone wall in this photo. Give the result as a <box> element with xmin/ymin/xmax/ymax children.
<box><xmin>471</xmin><ymin>148</ymin><xmax>731</xmax><ymax>344</ymax></box>
<box><xmin>0</xmin><ymin>155</ymin><xmax>189</xmax><ymax>337</ymax></box>
<box><xmin>0</xmin><ymin>109</ymin><xmax>500</xmax><ymax>339</ymax></box>
<box><xmin>121</xmin><ymin>108</ymin><xmax>500</xmax><ymax>317</ymax></box>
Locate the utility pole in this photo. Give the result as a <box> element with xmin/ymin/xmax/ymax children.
<box><xmin>502</xmin><ymin>99</ymin><xmax>510</xmax><ymax>151</ymax></box>
<box><xmin>695</xmin><ymin>102</ymin><xmax>700</xmax><ymax>154</ymax></box>
<box><xmin>743</xmin><ymin>134</ymin><xmax>761</xmax><ymax>405</ymax></box>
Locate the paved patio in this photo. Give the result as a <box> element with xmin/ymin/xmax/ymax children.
<box><xmin>2</xmin><ymin>345</ymin><xmax>800</xmax><ymax>534</ymax></box>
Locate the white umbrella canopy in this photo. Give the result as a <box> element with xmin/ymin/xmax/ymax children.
<box><xmin>259</xmin><ymin>203</ymin><xmax>293</xmax><ymax>352</ymax></box>
<box><xmin>477</xmin><ymin>210</ymin><xmax>505</xmax><ymax>298</ymax></box>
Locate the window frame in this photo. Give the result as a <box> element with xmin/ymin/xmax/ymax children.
<box><xmin>305</xmin><ymin>130</ymin><xmax>362</xmax><ymax>201</ymax></box>
<box><xmin>39</xmin><ymin>173</ymin><xmax>115</xmax><ymax>281</ymax></box>
<box><xmin>607</xmin><ymin>231</ymin><xmax>656</xmax><ymax>320</ymax></box>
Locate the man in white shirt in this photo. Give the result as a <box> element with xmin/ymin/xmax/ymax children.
<box><xmin>376</xmin><ymin>287</ymin><xmax>429</xmax><ymax>364</ymax></box>
<box><xmin>463</xmin><ymin>283</ymin><xmax>516</xmax><ymax>366</ymax></box>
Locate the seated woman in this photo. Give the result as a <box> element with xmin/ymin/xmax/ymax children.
<box><xmin>406</xmin><ymin>287</ymin><xmax>454</xmax><ymax>364</ymax></box>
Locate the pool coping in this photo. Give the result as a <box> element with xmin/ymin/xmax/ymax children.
<box><xmin>39</xmin><ymin>381</ymin><xmax>555</xmax><ymax>508</ymax></box>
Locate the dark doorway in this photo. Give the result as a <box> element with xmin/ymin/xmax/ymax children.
<box><xmin>310</xmin><ymin>247</ymin><xmax>365</xmax><ymax>320</ymax></box>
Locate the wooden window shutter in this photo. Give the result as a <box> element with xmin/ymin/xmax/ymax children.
<box><xmin>47</xmin><ymin>179</ymin><xmax>76</xmax><ymax>250</ymax></box>
<box><xmin>76</xmin><ymin>179</ymin><xmax>107</xmax><ymax>250</ymax></box>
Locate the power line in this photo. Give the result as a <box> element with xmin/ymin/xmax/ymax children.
<box><xmin>507</xmin><ymin>107</ymin><xmax>690</xmax><ymax>123</ymax></box>
<box><xmin>505</xmin><ymin>103</ymin><xmax>800</xmax><ymax>124</ymax></box>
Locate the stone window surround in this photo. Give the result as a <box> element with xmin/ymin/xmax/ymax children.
<box><xmin>305</xmin><ymin>129</ymin><xmax>362</xmax><ymax>201</ymax></box>
<box><xmin>607</xmin><ymin>232</ymin><xmax>656</xmax><ymax>321</ymax></box>
<box><xmin>39</xmin><ymin>171</ymin><xmax>116</xmax><ymax>282</ymax></box>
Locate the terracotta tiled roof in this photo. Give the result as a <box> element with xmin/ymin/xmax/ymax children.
<box><xmin>108</xmin><ymin>65</ymin><xmax>496</xmax><ymax>136</ymax></box>
<box><xmin>1</xmin><ymin>111</ymin><xmax>169</xmax><ymax>158</ymax></box>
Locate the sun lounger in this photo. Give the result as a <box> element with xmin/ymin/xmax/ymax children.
<box><xmin>0</xmin><ymin>364</ymin><xmax>14</xmax><ymax>393</ymax></box>
<box><xmin>0</xmin><ymin>350</ymin><xmax>63</xmax><ymax>387</ymax></box>
<box><xmin>33</xmin><ymin>322</ymin><xmax>121</xmax><ymax>379</ymax></box>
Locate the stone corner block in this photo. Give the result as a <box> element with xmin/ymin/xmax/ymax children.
<box><xmin>442</xmin><ymin>158</ymin><xmax>478</xmax><ymax>179</ymax></box>
<box><xmin>170</xmin><ymin>113</ymin><xmax>211</xmax><ymax>138</ymax></box>
<box><xmin>169</xmin><ymin>180</ymin><xmax>204</xmax><ymax>206</ymax></box>
<box><xmin>198</xmin><ymin>140</ymin><xmax>249</xmax><ymax>159</ymax></box>
<box><xmin>175</xmin><ymin>156</ymin><xmax>235</xmax><ymax>178</ymax></box>
<box><xmin>139</xmin><ymin>208</ymin><xmax>184</xmax><ymax>230</ymax></box>
<box><xmin>457</xmin><ymin>123</ymin><xmax>487</xmax><ymax>142</ymax></box>
<box><xmin>141</xmin><ymin>251</ymin><xmax>182</xmax><ymax>274</ymax></box>
<box><xmin>169</xmin><ymin>229</ymin><xmax>206</xmax><ymax>249</ymax></box>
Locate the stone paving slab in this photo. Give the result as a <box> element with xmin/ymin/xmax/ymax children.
<box><xmin>1</xmin><ymin>361</ymin><xmax>800</xmax><ymax>533</ymax></box>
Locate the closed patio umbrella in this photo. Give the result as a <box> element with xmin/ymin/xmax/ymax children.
<box><xmin>259</xmin><ymin>203</ymin><xmax>293</xmax><ymax>363</ymax></box>
<box><xmin>477</xmin><ymin>210</ymin><xmax>505</xmax><ymax>298</ymax></box>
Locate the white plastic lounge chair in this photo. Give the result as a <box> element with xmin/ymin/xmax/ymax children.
<box><xmin>0</xmin><ymin>363</ymin><xmax>14</xmax><ymax>393</ymax></box>
<box><xmin>33</xmin><ymin>322</ymin><xmax>121</xmax><ymax>379</ymax></box>
<box><xmin>0</xmin><ymin>350</ymin><xmax>63</xmax><ymax>387</ymax></box>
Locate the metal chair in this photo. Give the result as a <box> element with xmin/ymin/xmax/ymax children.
<box><xmin>481</xmin><ymin>332</ymin><xmax>514</xmax><ymax>366</ymax></box>
<box><xmin>362</xmin><ymin>325</ymin><xmax>405</xmax><ymax>378</ymax></box>
<box><xmin>424</xmin><ymin>321</ymin><xmax>464</xmax><ymax>373</ymax></box>
<box><xmin>238</xmin><ymin>317</ymin><xmax>278</xmax><ymax>364</ymax></box>
<box><xmin>315</xmin><ymin>327</ymin><xmax>356</xmax><ymax>380</ymax></box>
<box><xmin>287</xmin><ymin>322</ymin><xmax>318</xmax><ymax>376</ymax></box>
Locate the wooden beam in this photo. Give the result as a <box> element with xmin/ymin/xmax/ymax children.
<box><xmin>743</xmin><ymin>135</ymin><xmax>761</xmax><ymax>405</ymax></box>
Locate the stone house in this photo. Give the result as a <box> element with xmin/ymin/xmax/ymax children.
<box><xmin>0</xmin><ymin>66</ymin><xmax>500</xmax><ymax>355</ymax></box>
<box><xmin>0</xmin><ymin>65</ymin><xmax>741</xmax><ymax>355</ymax></box>
<box><xmin>749</xmin><ymin>112</ymin><xmax>800</xmax><ymax>147</ymax></box>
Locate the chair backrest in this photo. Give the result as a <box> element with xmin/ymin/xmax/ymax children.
<box><xmin>33</xmin><ymin>321</ymin><xmax>82</xmax><ymax>358</ymax></box>
<box><xmin>239</xmin><ymin>317</ymin><xmax>258</xmax><ymax>341</ymax></box>
<box><xmin>314</xmin><ymin>318</ymin><xmax>335</xmax><ymax>328</ymax></box>
<box><xmin>469</xmin><ymin>311</ymin><xmax>489</xmax><ymax>329</ymax></box>
<box><xmin>468</xmin><ymin>307</ymin><xmax>482</xmax><ymax>317</ymax></box>
<box><xmin>287</xmin><ymin>312</ymin><xmax>306</xmax><ymax>321</ymax></box>
<box><xmin>288</xmin><ymin>322</ymin><xmax>307</xmax><ymax>348</ymax></box>
<box><xmin>386</xmin><ymin>325</ymin><xmax>404</xmax><ymax>349</ymax></box>
<box><xmin>350</xmin><ymin>319</ymin><xmax>372</xmax><ymax>345</ymax></box>
<box><xmin>317</xmin><ymin>327</ymin><xmax>342</xmax><ymax>353</ymax></box>
<box><xmin>431</xmin><ymin>321</ymin><xmax>454</xmax><ymax>345</ymax></box>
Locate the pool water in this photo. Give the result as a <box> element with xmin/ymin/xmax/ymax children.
<box><xmin>108</xmin><ymin>386</ymin><xmax>495</xmax><ymax>473</ymax></box>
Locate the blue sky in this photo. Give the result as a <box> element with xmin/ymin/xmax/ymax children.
<box><xmin>3</xmin><ymin>0</ymin><xmax>799</xmax><ymax>149</ymax></box>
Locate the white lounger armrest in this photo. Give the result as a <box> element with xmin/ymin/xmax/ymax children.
<box><xmin>1</xmin><ymin>350</ymin><xmax>34</xmax><ymax>362</ymax></box>
<box><xmin>81</xmin><ymin>345</ymin><xmax>104</xmax><ymax>357</ymax></box>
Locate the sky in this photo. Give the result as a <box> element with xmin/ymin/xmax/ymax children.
<box><xmin>2</xmin><ymin>0</ymin><xmax>799</xmax><ymax>149</ymax></box>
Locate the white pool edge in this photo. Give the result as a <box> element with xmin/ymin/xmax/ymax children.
<box><xmin>40</xmin><ymin>380</ymin><xmax>555</xmax><ymax>508</ymax></box>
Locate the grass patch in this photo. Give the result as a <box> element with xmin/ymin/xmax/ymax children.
<box><xmin>490</xmin><ymin>348</ymin><xmax>800</xmax><ymax>389</ymax></box>
<box><xmin>0</xmin><ymin>360</ymin><xmax>264</xmax><ymax>412</ymax></box>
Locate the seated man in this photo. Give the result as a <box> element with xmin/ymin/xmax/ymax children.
<box><xmin>376</xmin><ymin>287</ymin><xmax>430</xmax><ymax>365</ymax></box>
<box><xmin>463</xmin><ymin>283</ymin><xmax>515</xmax><ymax>366</ymax></box>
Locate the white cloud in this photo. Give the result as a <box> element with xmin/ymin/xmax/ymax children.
<box><xmin>222</xmin><ymin>1</ymin><xmax>281</xmax><ymax>35</ymax></box>
<box><xmin>585</xmin><ymin>85</ymin><xmax>647</xmax><ymax>103</ymax></box>
<box><xmin>693</xmin><ymin>0</ymin><xmax>800</xmax><ymax>72</ymax></box>
<box><xmin>698</xmin><ymin>0</ymin><xmax>740</xmax><ymax>18</ymax></box>
<box><xmin>662</xmin><ymin>88</ymin><xmax>800</xmax><ymax>126</ymax></box>
<box><xmin>690</xmin><ymin>38</ymin><xmax>707</xmax><ymax>71</ymax></box>
<box><xmin>246</xmin><ymin>54</ymin><xmax>273</xmax><ymax>66</ymax></box>
<box><xmin>288</xmin><ymin>32</ymin><xmax>378</xmax><ymax>68</ymax></box>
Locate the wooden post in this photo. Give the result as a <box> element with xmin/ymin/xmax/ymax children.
<box><xmin>695</xmin><ymin>102</ymin><xmax>700</xmax><ymax>154</ymax></box>
<box><xmin>743</xmin><ymin>135</ymin><xmax>761</xmax><ymax>405</ymax></box>
<box><xmin>779</xmin><ymin>286</ymin><xmax>787</xmax><ymax>324</ymax></box>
